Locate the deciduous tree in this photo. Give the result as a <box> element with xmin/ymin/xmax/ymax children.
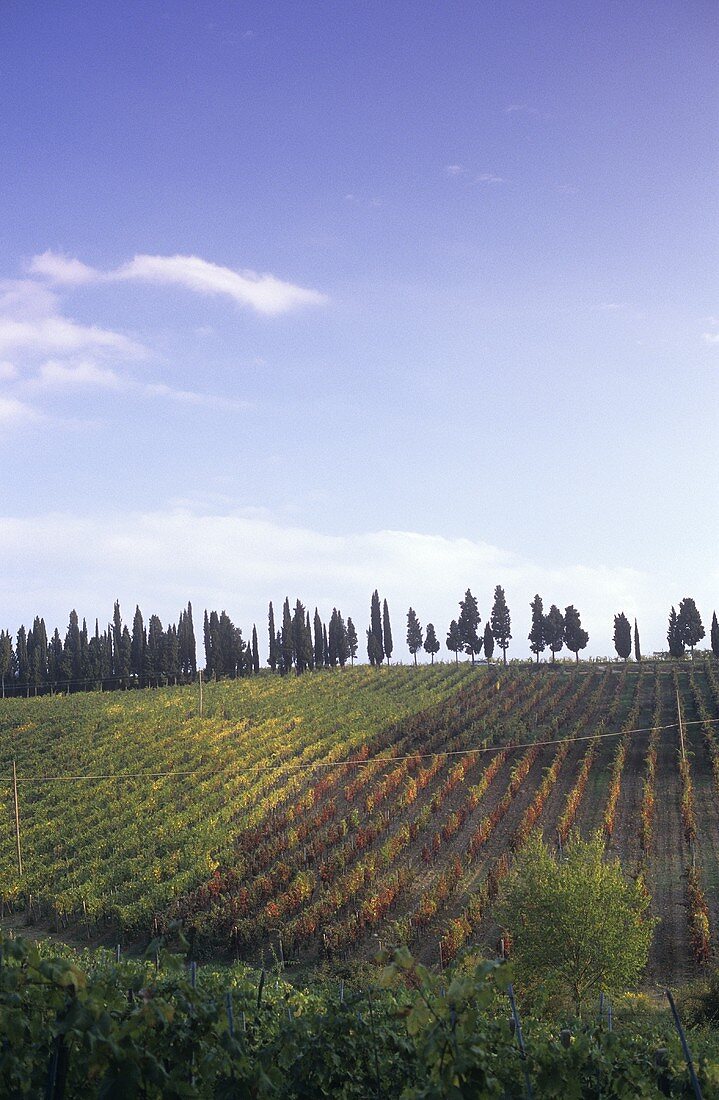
<box><xmin>496</xmin><ymin>832</ymin><xmax>654</xmax><ymax>1014</ymax></box>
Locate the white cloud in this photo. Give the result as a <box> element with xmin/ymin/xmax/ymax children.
<box><xmin>475</xmin><ymin>173</ymin><xmax>506</xmax><ymax>184</ymax></box>
<box><xmin>445</xmin><ymin>164</ymin><xmax>464</xmax><ymax>176</ymax></box>
<box><xmin>34</xmin><ymin>359</ymin><xmax>122</xmax><ymax>389</ymax></box>
<box><xmin>28</xmin><ymin>251</ymin><xmax>99</xmax><ymax>285</ymax></box>
<box><xmin>702</xmin><ymin>332</ymin><xmax>719</xmax><ymax>345</ymax></box>
<box><xmin>0</xmin><ymin>396</ymin><xmax>43</xmax><ymax>426</ymax></box>
<box><xmin>0</xmin><ymin>508</ymin><xmax>695</xmax><ymax>662</ymax></box>
<box><xmin>23</xmin><ymin>357</ymin><xmax>247</xmax><ymax>412</ymax></box>
<box><xmin>0</xmin><ymin>360</ymin><xmax>18</xmax><ymax>381</ymax></box>
<box><xmin>30</xmin><ymin>250</ymin><xmax>327</xmax><ymax>316</ymax></box>
<box><xmin>0</xmin><ymin>278</ymin><xmax>143</xmax><ymax>358</ymax></box>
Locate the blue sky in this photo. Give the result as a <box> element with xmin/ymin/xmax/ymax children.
<box><xmin>0</xmin><ymin>1</ymin><xmax>717</xmax><ymax>659</ymax></box>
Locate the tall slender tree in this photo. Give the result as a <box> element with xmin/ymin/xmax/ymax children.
<box><xmin>634</xmin><ymin>619</ymin><xmax>642</xmax><ymax>663</ymax></box>
<box><xmin>367</xmin><ymin>590</ymin><xmax>384</xmax><ymax>666</ymax></box>
<box><xmin>313</xmin><ymin>608</ymin><xmax>324</xmax><ymax>669</ymax></box>
<box><xmin>0</xmin><ymin>630</ymin><xmax>14</xmax><ymax>697</ymax></box>
<box><xmin>267</xmin><ymin>602</ymin><xmax>278</xmax><ymax>672</ymax></box>
<box><xmin>406</xmin><ymin>608</ymin><xmax>423</xmax><ymax>665</ymax></box>
<box><xmin>490</xmin><ymin>585</ymin><xmax>511</xmax><ymax>665</ymax></box>
<box><xmin>383</xmin><ymin>599</ymin><xmax>393</xmax><ymax>665</ymax></box>
<box><xmin>483</xmin><ymin>621</ymin><xmax>494</xmax><ymax>661</ymax></box>
<box><xmin>667</xmin><ymin>606</ymin><xmax>685</xmax><ymax>658</ymax></box>
<box><xmin>711</xmin><ymin>611</ymin><xmax>719</xmax><ymax>659</ymax></box>
<box><xmin>564</xmin><ymin>605</ymin><xmax>589</xmax><ymax>662</ymax></box>
<box><xmin>347</xmin><ymin>617</ymin><xmax>358</xmax><ymax>665</ymax></box>
<box><xmin>251</xmin><ymin>624</ymin><xmax>260</xmax><ymax>674</ymax></box>
<box><xmin>281</xmin><ymin>598</ymin><xmax>293</xmax><ymax>675</ymax></box>
<box><xmin>613</xmin><ymin>613</ymin><xmax>632</xmax><ymax>661</ymax></box>
<box><xmin>528</xmin><ymin>594</ymin><xmax>545</xmax><ymax>664</ymax></box>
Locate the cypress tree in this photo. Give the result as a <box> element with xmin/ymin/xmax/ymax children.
<box><xmin>490</xmin><ymin>585</ymin><xmax>511</xmax><ymax>665</ymax></box>
<box><xmin>323</xmin><ymin>624</ymin><xmax>329</xmax><ymax>668</ymax></box>
<box><xmin>528</xmin><ymin>594</ymin><xmax>545</xmax><ymax>664</ymax></box>
<box><xmin>367</xmin><ymin>590</ymin><xmax>384</xmax><ymax>666</ymax></box>
<box><xmin>0</xmin><ymin>630</ymin><xmax>13</xmax><ymax>697</ymax></box>
<box><xmin>406</xmin><ymin>608</ymin><xmax>423</xmax><ymax>665</ymax></box>
<box><xmin>129</xmin><ymin>606</ymin><xmax>145</xmax><ymax>685</ymax></box>
<box><xmin>483</xmin><ymin>621</ymin><xmax>494</xmax><ymax>661</ymax></box>
<box><xmin>347</xmin><ymin>617</ymin><xmax>358</xmax><ymax>665</ymax></box>
<box><xmin>64</xmin><ymin>610</ymin><xmax>82</xmax><ymax>689</ymax></box>
<box><xmin>458</xmin><ymin>589</ymin><xmax>481</xmax><ymax>664</ymax></box>
<box><xmin>711</xmin><ymin>612</ymin><xmax>719</xmax><ymax>659</ymax></box>
<box><xmin>281</xmin><ymin>598</ymin><xmax>293</xmax><ymax>675</ymax></box>
<box><xmin>424</xmin><ymin>622</ymin><xmax>440</xmax><ymax>664</ymax></box>
<box><xmin>268</xmin><ymin>602</ymin><xmax>278</xmax><ymax>672</ymax></box>
<box><xmin>613</xmin><ymin>613</ymin><xmax>632</xmax><ymax>661</ymax></box>
<box><xmin>667</xmin><ymin>606</ymin><xmax>685</xmax><ymax>658</ymax></box>
<box><xmin>446</xmin><ymin>620</ymin><xmax>461</xmax><ymax>664</ymax></box>
<box><xmin>677</xmin><ymin>597</ymin><xmax>705</xmax><ymax>657</ymax></box>
<box><xmin>383</xmin><ymin>599</ymin><xmax>393</xmax><ymax>665</ymax></box>
<box><xmin>147</xmin><ymin>615</ymin><xmax>164</xmax><ymax>685</ymax></box>
<box><xmin>291</xmin><ymin>600</ymin><xmax>311</xmax><ymax>674</ymax></box>
<box><xmin>112</xmin><ymin>601</ymin><xmax>123</xmax><ymax>679</ymax></box>
<box><xmin>544</xmin><ymin>605</ymin><xmax>565</xmax><ymax>663</ymax></box>
<box><xmin>313</xmin><ymin>608</ymin><xmax>324</xmax><ymax>669</ymax></box>
<box><xmin>634</xmin><ymin>619</ymin><xmax>642</xmax><ymax>662</ymax></box>
<box><xmin>306</xmin><ymin>612</ymin><xmax>315</xmax><ymax>670</ymax></box>
<box><xmin>564</xmin><ymin>605</ymin><xmax>589</xmax><ymax>662</ymax></box>
<box><xmin>16</xmin><ymin>625</ymin><xmax>29</xmax><ymax>692</ymax></box>
<box><xmin>252</xmin><ymin>624</ymin><xmax>260</xmax><ymax>674</ymax></box>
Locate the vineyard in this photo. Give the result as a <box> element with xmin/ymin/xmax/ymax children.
<box><xmin>2</xmin><ymin>660</ymin><xmax>719</xmax><ymax>987</ymax></box>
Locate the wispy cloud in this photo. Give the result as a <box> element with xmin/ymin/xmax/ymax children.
<box><xmin>475</xmin><ymin>173</ymin><xmax>506</xmax><ymax>184</ymax></box>
<box><xmin>23</xmin><ymin>357</ymin><xmax>248</xmax><ymax>413</ymax></box>
<box><xmin>0</xmin><ymin>360</ymin><xmax>18</xmax><ymax>381</ymax></box>
<box><xmin>30</xmin><ymin>251</ymin><xmax>327</xmax><ymax>316</ymax></box>
<box><xmin>0</xmin><ymin>395</ymin><xmax>44</xmax><ymax>426</ymax></box>
<box><xmin>0</xmin><ymin>278</ymin><xmax>143</xmax><ymax>358</ymax></box>
<box><xmin>702</xmin><ymin>332</ymin><xmax>719</xmax><ymax>345</ymax></box>
<box><xmin>28</xmin><ymin>252</ymin><xmax>98</xmax><ymax>285</ymax></box>
<box><xmin>445</xmin><ymin>164</ymin><xmax>464</xmax><ymax>177</ymax></box>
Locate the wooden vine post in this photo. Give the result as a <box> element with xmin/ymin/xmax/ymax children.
<box><xmin>12</xmin><ymin>760</ymin><xmax>23</xmax><ymax>876</ymax></box>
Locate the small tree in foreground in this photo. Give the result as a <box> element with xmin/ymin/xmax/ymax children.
<box><xmin>496</xmin><ymin>832</ymin><xmax>655</xmax><ymax>1015</ymax></box>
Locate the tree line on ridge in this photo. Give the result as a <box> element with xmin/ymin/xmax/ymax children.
<box><xmin>0</xmin><ymin>588</ymin><xmax>717</xmax><ymax>697</ymax></box>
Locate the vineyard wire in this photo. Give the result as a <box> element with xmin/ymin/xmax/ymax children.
<box><xmin>2</xmin><ymin>716</ymin><xmax>718</xmax><ymax>785</ymax></box>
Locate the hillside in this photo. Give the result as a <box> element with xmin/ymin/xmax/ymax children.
<box><xmin>2</xmin><ymin>660</ymin><xmax>719</xmax><ymax>986</ymax></box>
